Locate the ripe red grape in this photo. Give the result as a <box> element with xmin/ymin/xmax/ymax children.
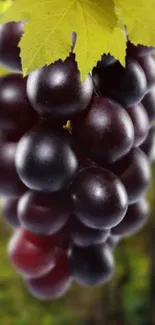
<box><xmin>25</xmin><ymin>251</ymin><xmax>72</xmax><ymax>300</ymax></box>
<box><xmin>70</xmin><ymin>166</ymin><xmax>128</xmax><ymax>229</ymax></box>
<box><xmin>137</xmin><ymin>55</ymin><xmax>155</xmax><ymax>89</ymax></box>
<box><xmin>142</xmin><ymin>86</ymin><xmax>155</xmax><ymax>124</ymax></box>
<box><xmin>0</xmin><ymin>74</ymin><xmax>38</xmax><ymax>132</ymax></box>
<box><xmin>0</xmin><ymin>142</ymin><xmax>26</xmax><ymax>196</ymax></box>
<box><xmin>109</xmin><ymin>148</ymin><xmax>150</xmax><ymax>204</ymax></box>
<box><xmin>15</xmin><ymin>122</ymin><xmax>79</xmax><ymax>192</ymax></box>
<box><xmin>140</xmin><ymin>126</ymin><xmax>155</xmax><ymax>161</ymax></box>
<box><xmin>111</xmin><ymin>199</ymin><xmax>149</xmax><ymax>237</ymax></box>
<box><xmin>71</xmin><ymin>97</ymin><xmax>134</xmax><ymax>165</ymax></box>
<box><xmin>8</xmin><ymin>228</ymin><xmax>62</xmax><ymax>278</ymax></box>
<box><xmin>0</xmin><ymin>22</ymin><xmax>24</xmax><ymax>72</ymax></box>
<box><xmin>27</xmin><ymin>55</ymin><xmax>93</xmax><ymax>120</ymax></box>
<box><xmin>127</xmin><ymin>104</ymin><xmax>149</xmax><ymax>147</ymax></box>
<box><xmin>92</xmin><ymin>58</ymin><xmax>147</xmax><ymax>108</ymax></box>
<box><xmin>69</xmin><ymin>244</ymin><xmax>114</xmax><ymax>286</ymax></box>
<box><xmin>18</xmin><ymin>190</ymin><xmax>70</xmax><ymax>235</ymax></box>
<box><xmin>1</xmin><ymin>197</ymin><xmax>20</xmax><ymax>228</ymax></box>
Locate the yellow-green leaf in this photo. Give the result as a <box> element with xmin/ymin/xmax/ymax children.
<box><xmin>1</xmin><ymin>0</ymin><xmax>126</xmax><ymax>80</ymax></box>
<box><xmin>0</xmin><ymin>0</ymin><xmax>12</xmax><ymax>15</ymax></box>
<box><xmin>114</xmin><ymin>0</ymin><xmax>155</xmax><ymax>47</ymax></box>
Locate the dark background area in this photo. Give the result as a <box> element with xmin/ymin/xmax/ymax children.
<box><xmin>0</xmin><ymin>161</ymin><xmax>154</xmax><ymax>325</ymax></box>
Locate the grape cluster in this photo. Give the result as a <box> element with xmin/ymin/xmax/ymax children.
<box><xmin>0</xmin><ymin>22</ymin><xmax>154</xmax><ymax>301</ymax></box>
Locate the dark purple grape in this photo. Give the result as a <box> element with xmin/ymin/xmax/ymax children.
<box><xmin>69</xmin><ymin>244</ymin><xmax>114</xmax><ymax>286</ymax></box>
<box><xmin>137</xmin><ymin>55</ymin><xmax>155</xmax><ymax>89</ymax></box>
<box><xmin>92</xmin><ymin>58</ymin><xmax>147</xmax><ymax>108</ymax></box>
<box><xmin>15</xmin><ymin>122</ymin><xmax>79</xmax><ymax>192</ymax></box>
<box><xmin>111</xmin><ymin>199</ymin><xmax>149</xmax><ymax>237</ymax></box>
<box><xmin>62</xmin><ymin>216</ymin><xmax>110</xmax><ymax>247</ymax></box>
<box><xmin>127</xmin><ymin>41</ymin><xmax>155</xmax><ymax>58</ymax></box>
<box><xmin>1</xmin><ymin>197</ymin><xmax>20</xmax><ymax>228</ymax></box>
<box><xmin>140</xmin><ymin>126</ymin><xmax>155</xmax><ymax>161</ymax></box>
<box><xmin>105</xmin><ymin>234</ymin><xmax>120</xmax><ymax>250</ymax></box>
<box><xmin>0</xmin><ymin>22</ymin><xmax>24</xmax><ymax>72</ymax></box>
<box><xmin>27</xmin><ymin>55</ymin><xmax>93</xmax><ymax>120</ymax></box>
<box><xmin>109</xmin><ymin>148</ymin><xmax>150</xmax><ymax>204</ymax></box>
<box><xmin>0</xmin><ymin>142</ymin><xmax>27</xmax><ymax>196</ymax></box>
<box><xmin>70</xmin><ymin>166</ymin><xmax>128</xmax><ymax>229</ymax></box>
<box><xmin>142</xmin><ymin>87</ymin><xmax>155</xmax><ymax>124</ymax></box>
<box><xmin>8</xmin><ymin>229</ymin><xmax>62</xmax><ymax>278</ymax></box>
<box><xmin>18</xmin><ymin>190</ymin><xmax>70</xmax><ymax>235</ymax></box>
<box><xmin>96</xmin><ymin>54</ymin><xmax>117</xmax><ymax>68</ymax></box>
<box><xmin>0</xmin><ymin>74</ymin><xmax>38</xmax><ymax>132</ymax></box>
<box><xmin>127</xmin><ymin>104</ymin><xmax>149</xmax><ymax>147</ymax></box>
<box><xmin>71</xmin><ymin>97</ymin><xmax>134</xmax><ymax>165</ymax></box>
<box><xmin>26</xmin><ymin>251</ymin><xmax>72</xmax><ymax>300</ymax></box>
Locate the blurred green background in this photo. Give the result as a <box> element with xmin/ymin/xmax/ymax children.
<box><xmin>0</xmin><ymin>165</ymin><xmax>154</xmax><ymax>325</ymax></box>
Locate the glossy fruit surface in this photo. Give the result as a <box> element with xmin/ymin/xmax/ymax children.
<box><xmin>70</xmin><ymin>166</ymin><xmax>128</xmax><ymax>229</ymax></box>
<box><xmin>92</xmin><ymin>58</ymin><xmax>147</xmax><ymax>108</ymax></box>
<box><xmin>15</xmin><ymin>122</ymin><xmax>79</xmax><ymax>192</ymax></box>
<box><xmin>27</xmin><ymin>55</ymin><xmax>93</xmax><ymax>120</ymax></box>
<box><xmin>72</xmin><ymin>97</ymin><xmax>134</xmax><ymax>165</ymax></box>
<box><xmin>69</xmin><ymin>244</ymin><xmax>114</xmax><ymax>286</ymax></box>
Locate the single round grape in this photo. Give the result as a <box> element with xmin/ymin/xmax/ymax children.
<box><xmin>0</xmin><ymin>142</ymin><xmax>26</xmax><ymax>196</ymax></box>
<box><xmin>92</xmin><ymin>58</ymin><xmax>147</xmax><ymax>108</ymax></box>
<box><xmin>8</xmin><ymin>228</ymin><xmax>62</xmax><ymax>278</ymax></box>
<box><xmin>127</xmin><ymin>104</ymin><xmax>149</xmax><ymax>147</ymax></box>
<box><xmin>62</xmin><ymin>216</ymin><xmax>110</xmax><ymax>247</ymax></box>
<box><xmin>127</xmin><ymin>41</ymin><xmax>155</xmax><ymax>58</ymax></box>
<box><xmin>70</xmin><ymin>166</ymin><xmax>128</xmax><ymax>229</ymax></box>
<box><xmin>142</xmin><ymin>86</ymin><xmax>155</xmax><ymax>124</ymax></box>
<box><xmin>137</xmin><ymin>55</ymin><xmax>155</xmax><ymax>89</ymax></box>
<box><xmin>1</xmin><ymin>197</ymin><xmax>20</xmax><ymax>228</ymax></box>
<box><xmin>96</xmin><ymin>54</ymin><xmax>117</xmax><ymax>68</ymax></box>
<box><xmin>105</xmin><ymin>234</ymin><xmax>120</xmax><ymax>250</ymax></box>
<box><xmin>111</xmin><ymin>199</ymin><xmax>149</xmax><ymax>237</ymax></box>
<box><xmin>140</xmin><ymin>126</ymin><xmax>155</xmax><ymax>161</ymax></box>
<box><xmin>71</xmin><ymin>97</ymin><xmax>134</xmax><ymax>165</ymax></box>
<box><xmin>0</xmin><ymin>22</ymin><xmax>24</xmax><ymax>72</ymax></box>
<box><xmin>26</xmin><ymin>251</ymin><xmax>72</xmax><ymax>300</ymax></box>
<box><xmin>109</xmin><ymin>148</ymin><xmax>150</xmax><ymax>204</ymax></box>
<box><xmin>18</xmin><ymin>190</ymin><xmax>70</xmax><ymax>235</ymax></box>
<box><xmin>69</xmin><ymin>244</ymin><xmax>114</xmax><ymax>286</ymax></box>
<box><xmin>15</xmin><ymin>122</ymin><xmax>79</xmax><ymax>192</ymax></box>
<box><xmin>27</xmin><ymin>54</ymin><xmax>93</xmax><ymax>120</ymax></box>
<box><xmin>0</xmin><ymin>74</ymin><xmax>38</xmax><ymax>132</ymax></box>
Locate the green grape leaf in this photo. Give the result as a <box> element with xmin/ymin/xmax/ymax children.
<box><xmin>0</xmin><ymin>0</ymin><xmax>126</xmax><ymax>80</ymax></box>
<box><xmin>0</xmin><ymin>0</ymin><xmax>12</xmax><ymax>15</ymax></box>
<box><xmin>114</xmin><ymin>0</ymin><xmax>155</xmax><ymax>47</ymax></box>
